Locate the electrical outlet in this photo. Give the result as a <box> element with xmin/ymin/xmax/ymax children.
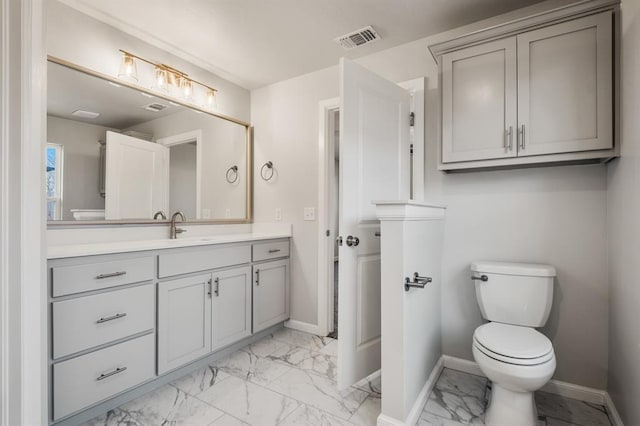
<box><xmin>202</xmin><ymin>209</ymin><xmax>211</xmax><ymax>219</ymax></box>
<box><xmin>304</xmin><ymin>207</ymin><xmax>315</xmax><ymax>221</ymax></box>
<box><xmin>275</xmin><ymin>208</ymin><xmax>282</xmax><ymax>221</ymax></box>
<box><xmin>225</xmin><ymin>208</ymin><xmax>231</xmax><ymax>218</ymax></box>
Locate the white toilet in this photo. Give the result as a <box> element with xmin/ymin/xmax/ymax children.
<box><xmin>470</xmin><ymin>261</ymin><xmax>557</xmax><ymax>426</ymax></box>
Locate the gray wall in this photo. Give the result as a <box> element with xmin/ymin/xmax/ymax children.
<box><xmin>168</xmin><ymin>143</ymin><xmax>197</xmax><ymax>219</ymax></box>
<box><xmin>606</xmin><ymin>0</ymin><xmax>640</xmax><ymax>423</ymax></box>
<box><xmin>47</xmin><ymin>116</ymin><xmax>109</xmax><ymax>220</ymax></box>
<box><xmin>252</xmin><ymin>16</ymin><xmax>610</xmax><ymax>389</ymax></box>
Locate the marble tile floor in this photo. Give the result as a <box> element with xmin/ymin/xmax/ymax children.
<box><xmin>83</xmin><ymin>328</ymin><xmax>376</xmax><ymax>426</ymax></box>
<box><xmin>82</xmin><ymin>330</ymin><xmax>612</xmax><ymax>426</ymax></box>
<box><xmin>419</xmin><ymin>369</ymin><xmax>614</xmax><ymax>426</ymax></box>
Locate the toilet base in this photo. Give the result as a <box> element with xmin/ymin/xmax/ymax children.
<box><xmin>485</xmin><ymin>383</ymin><xmax>538</xmax><ymax>426</ymax></box>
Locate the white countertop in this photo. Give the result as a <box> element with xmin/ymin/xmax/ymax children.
<box><xmin>47</xmin><ymin>231</ymin><xmax>291</xmax><ymax>259</ymax></box>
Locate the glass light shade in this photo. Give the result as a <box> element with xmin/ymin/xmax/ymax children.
<box><xmin>180</xmin><ymin>78</ymin><xmax>193</xmax><ymax>99</ymax></box>
<box><xmin>154</xmin><ymin>67</ymin><xmax>168</xmax><ymax>91</ymax></box>
<box><xmin>118</xmin><ymin>54</ymin><xmax>138</xmax><ymax>81</ymax></box>
<box><xmin>206</xmin><ymin>89</ymin><xmax>217</xmax><ymax>108</ymax></box>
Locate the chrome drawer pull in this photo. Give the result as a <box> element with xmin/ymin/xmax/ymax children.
<box><xmin>95</xmin><ymin>271</ymin><xmax>127</xmax><ymax>280</ymax></box>
<box><xmin>96</xmin><ymin>366</ymin><xmax>127</xmax><ymax>381</ymax></box>
<box><xmin>268</xmin><ymin>249</ymin><xmax>281</xmax><ymax>253</ymax></box>
<box><xmin>96</xmin><ymin>312</ymin><xmax>127</xmax><ymax>324</ymax></box>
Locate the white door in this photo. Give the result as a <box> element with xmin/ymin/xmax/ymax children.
<box><xmin>211</xmin><ymin>266</ymin><xmax>252</xmax><ymax>351</ymax></box>
<box><xmin>517</xmin><ymin>12</ymin><xmax>612</xmax><ymax>156</ymax></box>
<box><xmin>253</xmin><ymin>259</ymin><xmax>290</xmax><ymax>333</ymax></box>
<box><xmin>441</xmin><ymin>38</ymin><xmax>517</xmax><ymax>163</ymax></box>
<box><xmin>105</xmin><ymin>131</ymin><xmax>169</xmax><ymax>220</ymax></box>
<box><xmin>157</xmin><ymin>273</ymin><xmax>212</xmax><ymax>374</ymax></box>
<box><xmin>338</xmin><ymin>58</ymin><xmax>410</xmax><ymax>389</ymax></box>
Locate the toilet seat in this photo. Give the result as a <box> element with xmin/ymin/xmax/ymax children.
<box><xmin>473</xmin><ymin>322</ymin><xmax>554</xmax><ymax>366</ymax></box>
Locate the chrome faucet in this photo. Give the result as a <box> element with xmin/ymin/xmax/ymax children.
<box><xmin>170</xmin><ymin>211</ymin><xmax>187</xmax><ymax>239</ymax></box>
<box><xmin>153</xmin><ymin>210</ymin><xmax>167</xmax><ymax>220</ymax></box>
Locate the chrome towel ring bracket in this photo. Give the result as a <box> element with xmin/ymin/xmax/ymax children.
<box><xmin>226</xmin><ymin>165</ymin><xmax>238</xmax><ymax>184</ymax></box>
<box><xmin>260</xmin><ymin>161</ymin><xmax>275</xmax><ymax>181</ymax></box>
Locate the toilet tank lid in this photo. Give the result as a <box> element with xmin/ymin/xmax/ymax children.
<box><xmin>471</xmin><ymin>261</ymin><xmax>556</xmax><ymax>277</ymax></box>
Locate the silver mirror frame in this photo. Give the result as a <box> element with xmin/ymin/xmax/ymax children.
<box><xmin>46</xmin><ymin>55</ymin><xmax>253</xmax><ymax>227</ymax></box>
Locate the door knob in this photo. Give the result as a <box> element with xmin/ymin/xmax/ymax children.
<box><xmin>345</xmin><ymin>235</ymin><xmax>360</xmax><ymax>247</ymax></box>
<box><xmin>336</xmin><ymin>236</ymin><xmax>343</xmax><ymax>246</ymax></box>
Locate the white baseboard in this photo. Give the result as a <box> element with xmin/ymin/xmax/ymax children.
<box><xmin>405</xmin><ymin>357</ymin><xmax>445</xmax><ymax>426</ymax></box>
<box><xmin>284</xmin><ymin>319</ymin><xmax>324</xmax><ymax>336</ymax></box>
<box><xmin>377</xmin><ymin>357</ymin><xmax>444</xmax><ymax>426</ymax></box>
<box><xmin>442</xmin><ymin>355</ymin><xmax>607</xmax><ymax>405</ymax></box>
<box><xmin>604</xmin><ymin>392</ymin><xmax>624</xmax><ymax>426</ymax></box>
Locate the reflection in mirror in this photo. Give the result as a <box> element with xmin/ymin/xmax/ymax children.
<box><xmin>46</xmin><ymin>59</ymin><xmax>250</xmax><ymax>223</ymax></box>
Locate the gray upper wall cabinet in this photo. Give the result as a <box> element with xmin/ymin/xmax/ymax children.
<box><xmin>436</xmin><ymin>8</ymin><xmax>615</xmax><ymax>171</ymax></box>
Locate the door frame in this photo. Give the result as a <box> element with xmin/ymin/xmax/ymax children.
<box><xmin>316</xmin><ymin>78</ymin><xmax>425</xmax><ymax>338</ymax></box>
<box><xmin>156</xmin><ymin>129</ymin><xmax>203</xmax><ymax>218</ymax></box>
<box><xmin>0</xmin><ymin>0</ymin><xmax>47</xmax><ymax>424</ymax></box>
<box><xmin>317</xmin><ymin>97</ymin><xmax>340</xmax><ymax>336</ymax></box>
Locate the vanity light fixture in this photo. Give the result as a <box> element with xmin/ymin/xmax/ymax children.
<box><xmin>117</xmin><ymin>50</ymin><xmax>218</xmax><ymax>106</ymax></box>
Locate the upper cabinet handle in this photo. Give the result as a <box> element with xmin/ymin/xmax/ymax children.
<box><xmin>519</xmin><ymin>124</ymin><xmax>526</xmax><ymax>150</ymax></box>
<box><xmin>507</xmin><ymin>126</ymin><xmax>513</xmax><ymax>151</ymax></box>
<box><xmin>96</xmin><ymin>271</ymin><xmax>127</xmax><ymax>280</ymax></box>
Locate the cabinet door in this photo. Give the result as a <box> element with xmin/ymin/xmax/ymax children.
<box><xmin>157</xmin><ymin>273</ymin><xmax>211</xmax><ymax>374</ymax></box>
<box><xmin>211</xmin><ymin>266</ymin><xmax>252</xmax><ymax>351</ymax></box>
<box><xmin>517</xmin><ymin>12</ymin><xmax>612</xmax><ymax>156</ymax></box>
<box><xmin>253</xmin><ymin>259</ymin><xmax>290</xmax><ymax>333</ymax></box>
<box><xmin>442</xmin><ymin>37</ymin><xmax>517</xmax><ymax>163</ymax></box>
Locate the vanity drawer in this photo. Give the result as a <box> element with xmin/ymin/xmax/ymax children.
<box><xmin>158</xmin><ymin>244</ymin><xmax>251</xmax><ymax>278</ymax></box>
<box><xmin>253</xmin><ymin>240</ymin><xmax>290</xmax><ymax>262</ymax></box>
<box><xmin>52</xmin><ymin>256</ymin><xmax>154</xmax><ymax>297</ymax></box>
<box><xmin>52</xmin><ymin>284</ymin><xmax>154</xmax><ymax>359</ymax></box>
<box><xmin>53</xmin><ymin>333</ymin><xmax>155</xmax><ymax>421</ymax></box>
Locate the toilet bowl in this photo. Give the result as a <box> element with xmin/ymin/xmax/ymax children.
<box><xmin>470</xmin><ymin>261</ymin><xmax>557</xmax><ymax>426</ymax></box>
<box><xmin>473</xmin><ymin>322</ymin><xmax>556</xmax><ymax>426</ymax></box>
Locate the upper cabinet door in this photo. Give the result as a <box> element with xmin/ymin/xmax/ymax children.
<box><xmin>517</xmin><ymin>12</ymin><xmax>613</xmax><ymax>157</ymax></box>
<box><xmin>442</xmin><ymin>38</ymin><xmax>517</xmax><ymax>163</ymax></box>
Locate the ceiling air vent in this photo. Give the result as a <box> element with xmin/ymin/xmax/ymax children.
<box><xmin>143</xmin><ymin>102</ymin><xmax>168</xmax><ymax>112</ymax></box>
<box><xmin>335</xmin><ymin>26</ymin><xmax>380</xmax><ymax>50</ymax></box>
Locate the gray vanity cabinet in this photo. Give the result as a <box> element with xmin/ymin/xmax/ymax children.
<box><xmin>211</xmin><ymin>266</ymin><xmax>252</xmax><ymax>351</ymax></box>
<box><xmin>253</xmin><ymin>258</ymin><xmax>290</xmax><ymax>333</ymax></box>
<box><xmin>157</xmin><ymin>273</ymin><xmax>213</xmax><ymax>375</ymax></box>
<box><xmin>48</xmin><ymin>237</ymin><xmax>290</xmax><ymax>425</ymax></box>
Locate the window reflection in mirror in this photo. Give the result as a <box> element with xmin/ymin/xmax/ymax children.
<box><xmin>46</xmin><ymin>59</ymin><xmax>250</xmax><ymax>223</ymax></box>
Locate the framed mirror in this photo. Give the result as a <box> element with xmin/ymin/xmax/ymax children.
<box><xmin>46</xmin><ymin>56</ymin><xmax>252</xmax><ymax>225</ymax></box>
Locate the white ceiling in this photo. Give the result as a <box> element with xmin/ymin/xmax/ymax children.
<box><xmin>59</xmin><ymin>0</ymin><xmax>547</xmax><ymax>90</ymax></box>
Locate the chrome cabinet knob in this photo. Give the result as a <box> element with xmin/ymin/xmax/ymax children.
<box><xmin>345</xmin><ymin>235</ymin><xmax>360</xmax><ymax>247</ymax></box>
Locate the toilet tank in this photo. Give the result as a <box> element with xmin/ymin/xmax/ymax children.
<box><xmin>471</xmin><ymin>261</ymin><xmax>556</xmax><ymax>327</ymax></box>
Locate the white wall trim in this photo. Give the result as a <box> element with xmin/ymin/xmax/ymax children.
<box><xmin>377</xmin><ymin>356</ymin><xmax>444</xmax><ymax>426</ymax></box>
<box><xmin>284</xmin><ymin>319</ymin><xmax>323</xmax><ymax>336</ymax></box>
<box><xmin>604</xmin><ymin>392</ymin><xmax>624</xmax><ymax>426</ymax></box>
<box><xmin>443</xmin><ymin>355</ymin><xmax>609</xmax><ymax>406</ymax></box>
<box><xmin>316</xmin><ymin>97</ymin><xmax>340</xmax><ymax>337</ymax></box>
<box><xmin>0</xmin><ymin>0</ymin><xmax>46</xmax><ymax>424</ymax></box>
<box><xmin>156</xmin><ymin>129</ymin><xmax>203</xmax><ymax>218</ymax></box>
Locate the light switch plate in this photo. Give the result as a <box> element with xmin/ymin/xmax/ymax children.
<box><xmin>225</xmin><ymin>208</ymin><xmax>231</xmax><ymax>218</ymax></box>
<box><xmin>275</xmin><ymin>208</ymin><xmax>282</xmax><ymax>221</ymax></box>
<box><xmin>202</xmin><ymin>209</ymin><xmax>211</xmax><ymax>219</ymax></box>
<box><xmin>304</xmin><ymin>207</ymin><xmax>315</xmax><ymax>221</ymax></box>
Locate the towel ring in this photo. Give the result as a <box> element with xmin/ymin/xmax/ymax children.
<box><xmin>226</xmin><ymin>165</ymin><xmax>238</xmax><ymax>184</ymax></box>
<box><xmin>260</xmin><ymin>161</ymin><xmax>274</xmax><ymax>181</ymax></box>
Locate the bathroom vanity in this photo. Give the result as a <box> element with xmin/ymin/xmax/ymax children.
<box><xmin>47</xmin><ymin>233</ymin><xmax>290</xmax><ymax>424</ymax></box>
